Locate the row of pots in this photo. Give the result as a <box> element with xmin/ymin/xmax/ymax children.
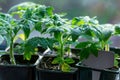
<box><xmin>0</xmin><ymin>48</ymin><xmax>119</xmax><ymax>80</ymax></box>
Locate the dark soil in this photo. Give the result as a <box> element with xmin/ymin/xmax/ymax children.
<box><xmin>0</xmin><ymin>55</ymin><xmax>39</xmax><ymax>65</ymax></box>
<box><xmin>38</xmin><ymin>55</ymin><xmax>79</xmax><ymax>71</ymax></box>
<box><xmin>38</xmin><ymin>56</ymin><xmax>60</xmax><ymax>70</ymax></box>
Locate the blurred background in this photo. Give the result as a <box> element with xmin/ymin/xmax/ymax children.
<box><xmin>0</xmin><ymin>0</ymin><xmax>120</xmax><ymax>24</ymax></box>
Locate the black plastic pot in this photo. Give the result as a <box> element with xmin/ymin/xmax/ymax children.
<box><xmin>76</xmin><ymin>62</ymin><xmax>119</xmax><ymax>80</ymax></box>
<box><xmin>0</xmin><ymin>54</ymin><xmax>39</xmax><ymax>80</ymax></box>
<box><xmin>37</xmin><ymin>67</ymin><xmax>79</xmax><ymax>80</ymax></box>
<box><xmin>76</xmin><ymin>62</ymin><xmax>92</xmax><ymax>80</ymax></box>
<box><xmin>99</xmin><ymin>68</ymin><xmax>119</xmax><ymax>80</ymax></box>
<box><xmin>110</xmin><ymin>47</ymin><xmax>120</xmax><ymax>55</ymax></box>
<box><xmin>36</xmin><ymin>55</ymin><xmax>79</xmax><ymax>80</ymax></box>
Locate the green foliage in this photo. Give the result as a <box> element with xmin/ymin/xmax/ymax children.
<box><xmin>0</xmin><ymin>13</ymin><xmax>19</xmax><ymax>38</ymax></box>
<box><xmin>0</xmin><ymin>13</ymin><xmax>19</xmax><ymax>44</ymax></box>
<box><xmin>5</xmin><ymin>2</ymin><xmax>55</xmax><ymax>62</ymax></box>
<box><xmin>52</xmin><ymin>57</ymin><xmax>74</xmax><ymax>64</ymax></box>
<box><xmin>36</xmin><ymin>14</ymin><xmax>75</xmax><ymax>72</ymax></box>
<box><xmin>8</xmin><ymin>2</ymin><xmax>38</xmax><ymax>17</ymax></box>
<box><xmin>0</xmin><ymin>12</ymin><xmax>20</xmax><ymax>64</ymax></box>
<box><xmin>49</xmin><ymin>20</ymin><xmax>72</xmax><ymax>71</ymax></box>
<box><xmin>71</xmin><ymin>16</ymin><xmax>99</xmax><ymax>42</ymax></box>
<box><xmin>95</xmin><ymin>24</ymin><xmax>114</xmax><ymax>50</ymax></box>
<box><xmin>52</xmin><ymin>57</ymin><xmax>74</xmax><ymax>72</ymax></box>
<box><xmin>24</xmin><ymin>37</ymin><xmax>55</xmax><ymax>60</ymax></box>
<box><xmin>64</xmin><ymin>58</ymin><xmax>75</xmax><ymax>64</ymax></box>
<box><xmin>71</xmin><ymin>16</ymin><xmax>99</xmax><ymax>27</ymax></box>
<box><xmin>0</xmin><ymin>2</ymin><xmax>116</xmax><ymax>72</ymax></box>
<box><xmin>61</xmin><ymin>63</ymin><xmax>71</xmax><ymax>72</ymax></box>
<box><xmin>76</xmin><ymin>42</ymin><xmax>99</xmax><ymax>60</ymax></box>
<box><xmin>115</xmin><ymin>24</ymin><xmax>120</xmax><ymax>34</ymax></box>
<box><xmin>0</xmin><ymin>2</ymin><xmax>54</xmax><ymax>64</ymax></box>
<box><xmin>52</xmin><ymin>57</ymin><xmax>63</xmax><ymax>64</ymax></box>
<box><xmin>71</xmin><ymin>16</ymin><xmax>115</xmax><ymax>60</ymax></box>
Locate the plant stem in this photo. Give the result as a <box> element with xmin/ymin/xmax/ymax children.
<box><xmin>105</xmin><ymin>44</ymin><xmax>109</xmax><ymax>51</ymax></box>
<box><xmin>10</xmin><ymin>38</ymin><xmax>16</xmax><ymax>65</ymax></box>
<box><xmin>59</xmin><ymin>34</ymin><xmax>64</xmax><ymax>69</ymax></box>
<box><xmin>101</xmin><ymin>41</ymin><xmax>105</xmax><ymax>50</ymax></box>
<box><xmin>60</xmin><ymin>42</ymin><xmax>64</xmax><ymax>59</ymax></box>
<box><xmin>60</xmin><ymin>36</ymin><xmax>64</xmax><ymax>59</ymax></box>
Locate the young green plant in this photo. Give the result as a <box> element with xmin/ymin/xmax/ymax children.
<box><xmin>46</xmin><ymin>14</ymin><xmax>75</xmax><ymax>72</ymax></box>
<box><xmin>25</xmin><ymin>14</ymin><xmax>75</xmax><ymax>72</ymax></box>
<box><xmin>0</xmin><ymin>13</ymin><xmax>20</xmax><ymax>65</ymax></box>
<box><xmin>71</xmin><ymin>16</ymin><xmax>114</xmax><ymax>60</ymax></box>
<box><xmin>8</xmin><ymin>2</ymin><xmax>54</xmax><ymax>60</ymax></box>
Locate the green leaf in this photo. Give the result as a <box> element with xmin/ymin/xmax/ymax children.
<box><xmin>46</xmin><ymin>6</ymin><xmax>53</xmax><ymax>16</ymax></box>
<box><xmin>64</xmin><ymin>58</ymin><xmax>75</xmax><ymax>64</ymax></box>
<box><xmin>72</xmin><ymin>16</ymin><xmax>99</xmax><ymax>27</ymax></box>
<box><xmin>35</xmin><ymin>22</ymin><xmax>42</xmax><ymax>32</ymax></box>
<box><xmin>95</xmin><ymin>24</ymin><xmax>114</xmax><ymax>43</ymax></box>
<box><xmin>13</xmin><ymin>25</ymin><xmax>20</xmax><ymax>35</ymax></box>
<box><xmin>47</xmin><ymin>27</ymin><xmax>64</xmax><ymax>33</ymax></box>
<box><xmin>17</xmin><ymin>33</ymin><xmax>25</xmax><ymax>41</ymax></box>
<box><xmin>89</xmin><ymin>43</ymin><xmax>99</xmax><ymax>57</ymax></box>
<box><xmin>23</xmin><ymin>8</ymin><xmax>32</xmax><ymax>19</ymax></box>
<box><xmin>115</xmin><ymin>25</ymin><xmax>120</xmax><ymax>34</ymax></box>
<box><xmin>77</xmin><ymin>20</ymin><xmax>85</xmax><ymax>26</ymax></box>
<box><xmin>24</xmin><ymin>51</ymin><xmax>32</xmax><ymax>60</ymax></box>
<box><xmin>80</xmin><ymin>48</ymin><xmax>91</xmax><ymax>60</ymax></box>
<box><xmin>54</xmin><ymin>31</ymin><xmax>61</xmax><ymax>41</ymax></box>
<box><xmin>37</xmin><ymin>6</ymin><xmax>46</xmax><ymax>18</ymax></box>
<box><xmin>102</xmin><ymin>30</ymin><xmax>112</xmax><ymax>42</ymax></box>
<box><xmin>22</xmin><ymin>24</ymin><xmax>30</xmax><ymax>39</ymax></box>
<box><xmin>84</xmin><ymin>26</ymin><xmax>96</xmax><ymax>37</ymax></box>
<box><xmin>71</xmin><ymin>17</ymin><xmax>79</xmax><ymax>25</ymax></box>
<box><xmin>8</xmin><ymin>2</ymin><xmax>37</xmax><ymax>14</ymax></box>
<box><xmin>75</xmin><ymin>41</ymin><xmax>91</xmax><ymax>48</ymax></box>
<box><xmin>24</xmin><ymin>37</ymin><xmax>55</xmax><ymax>59</ymax></box>
<box><xmin>71</xmin><ymin>28</ymin><xmax>81</xmax><ymax>41</ymax></box>
<box><xmin>52</xmin><ymin>57</ymin><xmax>62</xmax><ymax>64</ymax></box>
<box><xmin>89</xmin><ymin>16</ymin><xmax>99</xmax><ymax>25</ymax></box>
<box><xmin>61</xmin><ymin>63</ymin><xmax>71</xmax><ymax>72</ymax></box>
<box><xmin>75</xmin><ymin>41</ymin><xmax>99</xmax><ymax>60</ymax></box>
